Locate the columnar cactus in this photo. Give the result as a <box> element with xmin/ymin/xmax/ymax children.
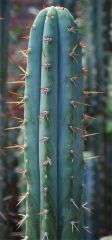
<box><xmin>0</xmin><ymin>0</ymin><xmax>10</xmax><ymax>239</ymax></box>
<box><xmin>87</xmin><ymin>0</ymin><xmax>112</xmax><ymax>238</ymax></box>
<box><xmin>24</xmin><ymin>6</ymin><xmax>84</xmax><ymax>240</ymax></box>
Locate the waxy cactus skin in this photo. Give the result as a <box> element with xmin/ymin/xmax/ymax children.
<box><xmin>24</xmin><ymin>6</ymin><xmax>84</xmax><ymax>240</ymax></box>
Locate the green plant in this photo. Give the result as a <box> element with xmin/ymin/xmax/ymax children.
<box><xmin>0</xmin><ymin>0</ymin><xmax>10</xmax><ymax>239</ymax></box>
<box><xmin>87</xmin><ymin>0</ymin><xmax>112</xmax><ymax>238</ymax></box>
<box><xmin>23</xmin><ymin>6</ymin><xmax>86</xmax><ymax>240</ymax></box>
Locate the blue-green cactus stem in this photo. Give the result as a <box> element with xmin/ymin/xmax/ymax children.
<box><xmin>24</xmin><ymin>9</ymin><xmax>47</xmax><ymax>240</ymax></box>
<box><xmin>25</xmin><ymin>6</ymin><xmax>84</xmax><ymax>240</ymax></box>
<box><xmin>57</xmin><ymin>8</ymin><xmax>84</xmax><ymax>240</ymax></box>
<box><xmin>39</xmin><ymin>7</ymin><xmax>58</xmax><ymax>240</ymax></box>
<box><xmin>0</xmin><ymin>0</ymin><xmax>10</xmax><ymax>239</ymax></box>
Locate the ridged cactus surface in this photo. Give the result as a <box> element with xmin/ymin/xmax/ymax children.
<box><xmin>24</xmin><ymin>6</ymin><xmax>84</xmax><ymax>240</ymax></box>
<box><xmin>0</xmin><ymin>0</ymin><xmax>10</xmax><ymax>239</ymax></box>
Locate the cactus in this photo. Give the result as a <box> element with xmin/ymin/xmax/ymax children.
<box><xmin>24</xmin><ymin>6</ymin><xmax>85</xmax><ymax>240</ymax></box>
<box><xmin>0</xmin><ymin>0</ymin><xmax>10</xmax><ymax>239</ymax></box>
<box><xmin>82</xmin><ymin>0</ymin><xmax>112</xmax><ymax>238</ymax></box>
<box><xmin>88</xmin><ymin>0</ymin><xmax>112</xmax><ymax>238</ymax></box>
